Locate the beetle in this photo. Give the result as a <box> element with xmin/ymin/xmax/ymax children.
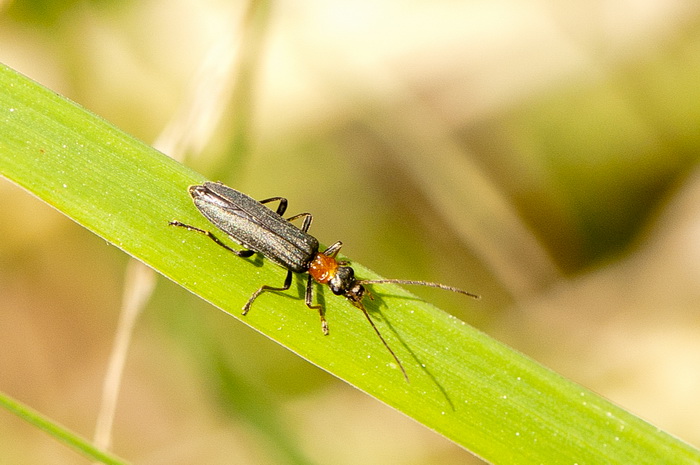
<box><xmin>170</xmin><ymin>181</ymin><xmax>478</xmax><ymax>380</ymax></box>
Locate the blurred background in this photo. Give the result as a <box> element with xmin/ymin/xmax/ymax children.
<box><xmin>1</xmin><ymin>0</ymin><xmax>699</xmax><ymax>464</ymax></box>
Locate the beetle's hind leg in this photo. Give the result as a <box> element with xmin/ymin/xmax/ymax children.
<box><xmin>169</xmin><ymin>220</ymin><xmax>254</xmax><ymax>258</ymax></box>
<box><xmin>258</xmin><ymin>197</ymin><xmax>288</xmax><ymax>216</ymax></box>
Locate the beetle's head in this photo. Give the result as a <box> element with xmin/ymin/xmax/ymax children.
<box><xmin>328</xmin><ymin>265</ymin><xmax>366</xmax><ymax>305</ymax></box>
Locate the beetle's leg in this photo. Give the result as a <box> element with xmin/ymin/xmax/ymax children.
<box><xmin>258</xmin><ymin>197</ymin><xmax>288</xmax><ymax>216</ymax></box>
<box><xmin>260</xmin><ymin>199</ymin><xmax>314</xmax><ymax>235</ymax></box>
<box><xmin>305</xmin><ymin>274</ymin><xmax>329</xmax><ymax>335</ymax></box>
<box><xmin>169</xmin><ymin>220</ymin><xmax>254</xmax><ymax>257</ymax></box>
<box><xmin>242</xmin><ymin>269</ymin><xmax>293</xmax><ymax>315</ymax></box>
<box><xmin>322</xmin><ymin>241</ymin><xmax>343</xmax><ymax>258</ymax></box>
<box><xmin>286</xmin><ymin>212</ymin><xmax>313</xmax><ymax>233</ymax></box>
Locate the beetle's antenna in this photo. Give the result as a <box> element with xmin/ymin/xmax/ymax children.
<box><xmin>354</xmin><ymin>301</ymin><xmax>409</xmax><ymax>382</ymax></box>
<box><xmin>358</xmin><ymin>279</ymin><xmax>480</xmax><ymax>300</ymax></box>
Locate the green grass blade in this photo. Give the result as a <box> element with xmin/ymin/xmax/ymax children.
<box><xmin>0</xmin><ymin>62</ymin><xmax>698</xmax><ymax>464</ymax></box>
<box><xmin>0</xmin><ymin>390</ymin><xmax>131</xmax><ymax>465</ymax></box>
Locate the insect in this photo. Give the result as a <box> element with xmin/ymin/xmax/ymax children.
<box><xmin>170</xmin><ymin>182</ymin><xmax>478</xmax><ymax>380</ymax></box>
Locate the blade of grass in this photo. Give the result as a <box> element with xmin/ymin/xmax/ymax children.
<box><xmin>0</xmin><ymin>62</ymin><xmax>698</xmax><ymax>464</ymax></box>
<box><xmin>0</xmin><ymin>390</ymin><xmax>131</xmax><ymax>465</ymax></box>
